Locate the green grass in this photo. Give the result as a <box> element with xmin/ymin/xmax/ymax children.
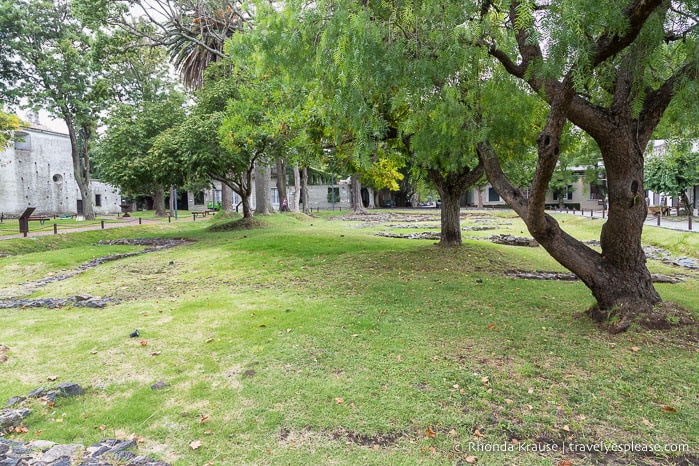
<box><xmin>0</xmin><ymin>210</ymin><xmax>697</xmax><ymax>465</ymax></box>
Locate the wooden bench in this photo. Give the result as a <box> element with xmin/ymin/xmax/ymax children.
<box><xmin>192</xmin><ymin>210</ymin><xmax>217</xmax><ymax>220</ymax></box>
<box><xmin>28</xmin><ymin>216</ymin><xmax>51</xmax><ymax>225</ymax></box>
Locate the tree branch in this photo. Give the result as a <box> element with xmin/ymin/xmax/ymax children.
<box><xmin>476</xmin><ymin>141</ymin><xmax>529</xmax><ymax>219</ymax></box>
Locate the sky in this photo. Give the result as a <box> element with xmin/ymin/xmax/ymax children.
<box><xmin>19</xmin><ymin>108</ymin><xmax>68</xmax><ymax>134</ymax></box>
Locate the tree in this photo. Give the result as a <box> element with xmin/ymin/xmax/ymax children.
<box><xmin>0</xmin><ymin>0</ymin><xmax>116</xmax><ymax>219</ymax></box>
<box><xmin>248</xmin><ymin>0</ymin><xmax>536</xmax><ymax>241</ymax></box>
<box><xmin>0</xmin><ymin>109</ymin><xmax>24</xmax><ymax>148</ymax></box>
<box><xmin>108</xmin><ymin>0</ymin><xmax>251</xmax><ymax>89</ymax></box>
<box><xmin>95</xmin><ymin>93</ymin><xmax>187</xmax><ymax>216</ymax></box>
<box><xmin>150</xmin><ymin>61</ymin><xmax>283</xmax><ymax>219</ymax></box>
<box><xmin>476</xmin><ymin>0</ymin><xmax>699</xmax><ymax>330</ymax></box>
<box><xmin>645</xmin><ymin>141</ymin><xmax>699</xmax><ymax>215</ymax></box>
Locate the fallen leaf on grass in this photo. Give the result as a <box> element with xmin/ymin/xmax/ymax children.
<box><xmin>486</xmin><ymin>323</ymin><xmax>498</xmax><ymax>330</ymax></box>
<box><xmin>473</xmin><ymin>429</ymin><xmax>484</xmax><ymax>438</ymax></box>
<box><xmin>662</xmin><ymin>405</ymin><xmax>677</xmax><ymax>413</ymax></box>
<box><xmin>139</xmin><ymin>340</ymin><xmax>148</xmax><ymax>346</ymax></box>
<box><xmin>47</xmin><ymin>375</ymin><xmax>58</xmax><ymax>381</ymax></box>
<box><xmin>465</xmin><ymin>455</ymin><xmax>477</xmax><ymax>464</ymax></box>
<box><xmin>504</xmin><ymin>399</ymin><xmax>513</xmax><ymax>405</ymax></box>
<box><xmin>558</xmin><ymin>461</ymin><xmax>572</xmax><ymax>466</ymax></box>
<box><xmin>562</xmin><ymin>425</ymin><xmax>570</xmax><ymax>432</ymax></box>
<box><xmin>149</xmin><ymin>351</ymin><xmax>161</xmax><ymax>356</ymax></box>
<box><xmin>481</xmin><ymin>377</ymin><xmax>489</xmax><ymax>385</ymax></box>
<box><xmin>334</xmin><ymin>397</ymin><xmax>344</xmax><ymax>404</ymax></box>
<box><xmin>424</xmin><ymin>427</ymin><xmax>437</xmax><ymax>438</ymax></box>
<box><xmin>205</xmin><ymin>338</ymin><xmax>214</xmax><ymax>343</ymax></box>
<box><xmin>189</xmin><ymin>440</ymin><xmax>202</xmax><ymax>450</ymax></box>
<box><xmin>642</xmin><ymin>418</ymin><xmax>654</xmax><ymax>427</ymax></box>
<box><xmin>631</xmin><ymin>346</ymin><xmax>640</xmax><ymax>352</ymax></box>
<box><xmin>199</xmin><ymin>415</ymin><xmax>209</xmax><ymax>423</ymax></box>
<box><xmin>12</xmin><ymin>426</ymin><xmax>28</xmax><ymax>434</ymax></box>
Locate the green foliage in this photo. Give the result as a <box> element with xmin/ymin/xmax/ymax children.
<box><xmin>645</xmin><ymin>141</ymin><xmax>699</xmax><ymax>206</ymax></box>
<box><xmin>0</xmin><ymin>108</ymin><xmax>25</xmax><ymax>148</ymax></box>
<box><xmin>95</xmin><ymin>92</ymin><xmax>187</xmax><ymax>196</ymax></box>
<box><xmin>0</xmin><ymin>0</ymin><xmax>110</xmax><ymax>128</ymax></box>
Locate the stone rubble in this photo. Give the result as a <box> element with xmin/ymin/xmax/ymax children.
<box><xmin>0</xmin><ymin>295</ymin><xmax>118</xmax><ymax>310</ymax></box>
<box><xmin>1</xmin><ymin>383</ymin><xmax>169</xmax><ymax>466</ymax></box>
<box><xmin>0</xmin><ymin>437</ymin><xmax>170</xmax><ymax>466</ymax></box>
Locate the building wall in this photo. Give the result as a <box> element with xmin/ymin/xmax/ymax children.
<box><xmin>198</xmin><ymin>178</ymin><xmax>352</xmax><ymax>212</ymax></box>
<box><xmin>464</xmin><ymin>176</ymin><xmax>605</xmax><ymax>211</ymax></box>
<box><xmin>544</xmin><ymin>175</ymin><xmax>604</xmax><ymax>211</ymax></box>
<box><xmin>0</xmin><ymin>126</ymin><xmax>121</xmax><ymax>216</ymax></box>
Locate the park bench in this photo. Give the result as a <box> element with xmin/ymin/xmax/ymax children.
<box><xmin>28</xmin><ymin>215</ymin><xmax>51</xmax><ymax>225</ymax></box>
<box><xmin>192</xmin><ymin>209</ymin><xmax>218</xmax><ymax>220</ymax></box>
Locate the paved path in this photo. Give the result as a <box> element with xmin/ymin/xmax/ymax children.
<box><xmin>0</xmin><ymin>216</ymin><xmax>196</xmax><ymax>241</ymax></box>
<box><xmin>643</xmin><ymin>214</ymin><xmax>697</xmax><ymax>233</ymax></box>
<box><xmin>550</xmin><ymin>208</ymin><xmax>697</xmax><ymax>233</ymax></box>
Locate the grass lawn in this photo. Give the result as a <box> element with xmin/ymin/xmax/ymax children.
<box><xmin>0</xmin><ymin>210</ymin><xmax>697</xmax><ymax>465</ymax></box>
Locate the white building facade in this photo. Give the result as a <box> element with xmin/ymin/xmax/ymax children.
<box><xmin>0</xmin><ymin>125</ymin><xmax>121</xmax><ymax>216</ymax></box>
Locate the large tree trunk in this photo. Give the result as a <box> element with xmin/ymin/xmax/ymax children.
<box><xmin>64</xmin><ymin>118</ymin><xmax>95</xmax><ymax>219</ymax></box>
<box><xmin>428</xmin><ymin>163</ymin><xmax>484</xmax><ymax>247</ymax></box>
<box><xmin>275</xmin><ymin>157</ymin><xmax>287</xmax><ymax>207</ymax></box>
<box><xmin>221</xmin><ymin>182</ymin><xmax>233</xmax><ymax>213</ymax></box>
<box><xmin>291</xmin><ymin>165</ymin><xmax>301</xmax><ymax>213</ymax></box>
<box><xmin>300</xmin><ymin>167</ymin><xmax>310</xmax><ymax>214</ymax></box>
<box><xmin>153</xmin><ymin>187</ymin><xmax>166</xmax><ymax>217</ymax></box>
<box><xmin>255</xmin><ymin>162</ymin><xmax>274</xmax><ymax>215</ymax></box>
<box><xmin>350</xmin><ymin>174</ymin><xmax>366</xmax><ymax>214</ymax></box>
<box><xmin>592</xmin><ymin>133</ymin><xmax>661</xmax><ymax>314</ymax></box>
<box><xmin>478</xmin><ymin>134</ymin><xmax>661</xmax><ymax>332</ymax></box>
<box><xmin>367</xmin><ymin>187</ymin><xmax>375</xmax><ymax>208</ymax></box>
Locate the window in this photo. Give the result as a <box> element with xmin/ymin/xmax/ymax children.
<box><xmin>553</xmin><ymin>185</ymin><xmax>574</xmax><ymax>201</ymax></box>
<box><xmin>488</xmin><ymin>187</ymin><xmax>500</xmax><ymax>202</ymax></box>
<box><xmin>271</xmin><ymin>187</ymin><xmax>279</xmax><ymax>205</ymax></box>
<box><xmin>95</xmin><ymin>194</ymin><xmax>102</xmax><ymax>207</ymax></box>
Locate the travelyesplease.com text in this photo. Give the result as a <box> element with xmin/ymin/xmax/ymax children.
<box><xmin>467</xmin><ymin>441</ymin><xmax>691</xmax><ymax>454</ymax></box>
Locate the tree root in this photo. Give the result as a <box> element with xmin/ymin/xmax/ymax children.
<box><xmin>587</xmin><ymin>301</ymin><xmax>697</xmax><ymax>334</ymax></box>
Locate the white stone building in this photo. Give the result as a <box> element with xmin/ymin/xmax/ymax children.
<box><xmin>0</xmin><ymin>124</ymin><xmax>121</xmax><ymax>216</ymax></box>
